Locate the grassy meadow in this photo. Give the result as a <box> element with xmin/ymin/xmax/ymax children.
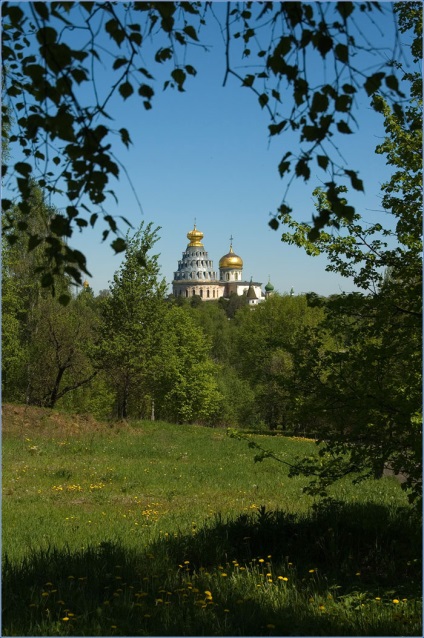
<box><xmin>2</xmin><ymin>404</ymin><xmax>422</xmax><ymax>636</ymax></box>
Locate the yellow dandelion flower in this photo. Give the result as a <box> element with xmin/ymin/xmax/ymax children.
<box><xmin>204</xmin><ymin>591</ymin><xmax>212</xmax><ymax>598</ymax></box>
<box><xmin>41</xmin><ymin>592</ymin><xmax>49</xmax><ymax>597</ymax></box>
<box><xmin>259</xmin><ymin>559</ymin><xmax>265</xmax><ymax>563</ymax></box>
<box><xmin>224</xmin><ymin>608</ymin><xmax>230</xmax><ymax>613</ymax></box>
<box><xmin>221</xmin><ymin>572</ymin><xmax>227</xmax><ymax>577</ymax></box>
<box><xmin>266</xmin><ymin>624</ymin><xmax>275</xmax><ymax>629</ymax></box>
<box><xmin>393</xmin><ymin>599</ymin><xmax>400</xmax><ymax>604</ymax></box>
<box><xmin>319</xmin><ymin>605</ymin><xmax>325</xmax><ymax>611</ymax></box>
<box><xmin>355</xmin><ymin>572</ymin><xmax>361</xmax><ymax>576</ymax></box>
<box><xmin>375</xmin><ymin>597</ymin><xmax>381</xmax><ymax>601</ymax></box>
<box><xmin>62</xmin><ymin>617</ymin><xmax>70</xmax><ymax>622</ymax></box>
<box><xmin>308</xmin><ymin>569</ymin><xmax>315</xmax><ymax>573</ymax></box>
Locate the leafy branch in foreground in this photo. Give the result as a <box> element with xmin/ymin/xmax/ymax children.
<box><xmin>2</xmin><ymin>1</ymin><xmax>415</xmax><ymax>295</ymax></box>
<box><xmin>227</xmin><ymin>428</ymin><xmax>365</xmax><ymax>499</ymax></box>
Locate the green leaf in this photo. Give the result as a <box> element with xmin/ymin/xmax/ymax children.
<box><xmin>28</xmin><ymin>235</ymin><xmax>43</xmax><ymax>251</ymax></box>
<box><xmin>242</xmin><ymin>74</ymin><xmax>255</xmax><ymax>87</ymax></box>
<box><xmin>34</xmin><ymin>2</ymin><xmax>49</xmax><ymax>19</ymax></box>
<box><xmin>302</xmin><ymin>125</ymin><xmax>319</xmax><ymax>142</ymax></box>
<box><xmin>171</xmin><ymin>68</ymin><xmax>186</xmax><ymax>91</ymax></box>
<box><xmin>138</xmin><ymin>84</ymin><xmax>154</xmax><ymax>99</ymax></box>
<box><xmin>364</xmin><ymin>72</ymin><xmax>385</xmax><ymax>96</ymax></box>
<box><xmin>337</xmin><ymin>121</ymin><xmax>353</xmax><ymax>134</ymax></box>
<box><xmin>269</xmin><ymin>120</ymin><xmax>287</xmax><ymax>136</ymax></box>
<box><xmin>258</xmin><ymin>93</ymin><xmax>269</xmax><ymax>109</ymax></box>
<box><xmin>185</xmin><ymin>64</ymin><xmax>196</xmax><ymax>76</ymax></box>
<box><xmin>138</xmin><ymin>67</ymin><xmax>154</xmax><ymax>79</ymax></box>
<box><xmin>111</xmin><ymin>238</ymin><xmax>127</xmax><ymax>253</ymax></box>
<box><xmin>155</xmin><ymin>47</ymin><xmax>173</xmax><ymax>63</ymax></box>
<box><xmin>119</xmin><ymin>127</ymin><xmax>132</xmax><ymax>148</ymax></box>
<box><xmin>308</xmin><ymin>227</ymin><xmax>320</xmax><ymax>242</ymax></box>
<box><xmin>317</xmin><ymin>155</ymin><xmax>329</xmax><ymax>170</ymax></box>
<box><xmin>336</xmin><ymin>2</ymin><xmax>354</xmax><ymax>19</ymax></box>
<box><xmin>119</xmin><ymin>81</ymin><xmax>134</xmax><ymax>100</ymax></box>
<box><xmin>335</xmin><ymin>43</ymin><xmax>348</xmax><ymax>63</ymax></box>
<box><xmin>278</xmin><ymin>155</ymin><xmax>291</xmax><ymax>177</ymax></box>
<box><xmin>36</xmin><ymin>27</ymin><xmax>57</xmax><ymax>45</ymax></box>
<box><xmin>58</xmin><ymin>294</ymin><xmax>71</xmax><ymax>306</ymax></box>
<box><xmin>344</xmin><ymin>170</ymin><xmax>364</xmax><ymax>192</ymax></box>
<box><xmin>311</xmin><ymin>91</ymin><xmax>329</xmax><ymax>114</ymax></box>
<box><xmin>66</xmin><ymin>206</ymin><xmax>78</xmax><ymax>219</ymax></box>
<box><xmin>130</xmin><ymin>32</ymin><xmax>142</xmax><ymax>46</ymax></box>
<box><xmin>183</xmin><ymin>25</ymin><xmax>198</xmax><ymax>41</ymax></box>
<box><xmin>41</xmin><ymin>273</ymin><xmax>54</xmax><ymax>288</ymax></box>
<box><xmin>342</xmin><ymin>83</ymin><xmax>356</xmax><ymax>94</ymax></box>
<box><xmin>385</xmin><ymin>74</ymin><xmax>405</xmax><ymax>97</ymax></box>
<box><xmin>71</xmin><ymin>68</ymin><xmax>88</xmax><ymax>84</ymax></box>
<box><xmin>295</xmin><ymin>158</ymin><xmax>311</xmax><ymax>181</ymax></box>
<box><xmin>15</xmin><ymin>162</ymin><xmax>32</xmax><ymax>176</ymax></box>
<box><xmin>269</xmin><ymin>217</ymin><xmax>279</xmax><ymax>231</ymax></box>
<box><xmin>335</xmin><ymin>94</ymin><xmax>351</xmax><ymax>112</ymax></box>
<box><xmin>313</xmin><ymin>32</ymin><xmax>333</xmax><ymax>57</ymax></box>
<box><xmin>105</xmin><ymin>19</ymin><xmax>125</xmax><ymax>46</ymax></box>
<box><xmin>113</xmin><ymin>57</ymin><xmax>128</xmax><ymax>70</ymax></box>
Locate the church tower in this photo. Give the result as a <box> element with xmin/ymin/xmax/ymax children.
<box><xmin>219</xmin><ymin>237</ymin><xmax>243</xmax><ymax>287</ymax></box>
<box><xmin>172</xmin><ymin>224</ymin><xmax>225</xmax><ymax>300</ymax></box>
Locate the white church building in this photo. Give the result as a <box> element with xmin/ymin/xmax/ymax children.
<box><xmin>172</xmin><ymin>224</ymin><xmax>274</xmax><ymax>304</ymax></box>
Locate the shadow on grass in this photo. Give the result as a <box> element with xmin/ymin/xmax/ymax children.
<box><xmin>3</xmin><ymin>501</ymin><xmax>422</xmax><ymax>636</ymax></box>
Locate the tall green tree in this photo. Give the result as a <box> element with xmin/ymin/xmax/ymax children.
<box><xmin>276</xmin><ymin>3</ymin><xmax>422</xmax><ymax>503</ymax></box>
<box><xmin>153</xmin><ymin>305</ymin><xmax>222</xmax><ymax>424</ymax></box>
<box><xmin>97</xmin><ymin>222</ymin><xmax>167</xmax><ymax>419</ymax></box>
<box><xmin>2</xmin><ymin>184</ymin><xmax>78</xmax><ymax>402</ymax></box>
<box><xmin>230</xmin><ymin>295</ymin><xmax>325</xmax><ymax>430</ymax></box>
<box><xmin>26</xmin><ymin>290</ymin><xmax>99</xmax><ymax>408</ymax></box>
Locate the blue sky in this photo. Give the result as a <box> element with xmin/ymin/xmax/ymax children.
<box><xmin>6</xmin><ymin>2</ymin><xmax>417</xmax><ymax>296</ymax></box>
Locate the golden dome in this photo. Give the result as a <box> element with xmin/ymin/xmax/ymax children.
<box><xmin>187</xmin><ymin>224</ymin><xmax>204</xmax><ymax>247</ymax></box>
<box><xmin>83</xmin><ymin>280</ymin><xmax>90</xmax><ymax>288</ymax></box>
<box><xmin>219</xmin><ymin>243</ymin><xmax>243</xmax><ymax>269</ymax></box>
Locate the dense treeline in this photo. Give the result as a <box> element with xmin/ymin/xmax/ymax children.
<box><xmin>1</xmin><ymin>210</ymin><xmax>324</xmax><ymax>431</ymax></box>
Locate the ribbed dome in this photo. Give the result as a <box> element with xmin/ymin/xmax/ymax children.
<box><xmin>219</xmin><ymin>244</ymin><xmax>243</xmax><ymax>269</ymax></box>
<box><xmin>187</xmin><ymin>225</ymin><xmax>204</xmax><ymax>247</ymax></box>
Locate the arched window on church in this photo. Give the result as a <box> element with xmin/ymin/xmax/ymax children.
<box><xmin>185</xmin><ymin>290</ymin><xmax>189</xmax><ymax>297</ymax></box>
<box><xmin>207</xmin><ymin>289</ymin><xmax>210</xmax><ymax>298</ymax></box>
<box><xmin>226</xmin><ymin>273</ymin><xmax>230</xmax><ymax>281</ymax></box>
<box><xmin>200</xmin><ymin>289</ymin><xmax>203</xmax><ymax>297</ymax></box>
<box><xmin>192</xmin><ymin>289</ymin><xmax>196</xmax><ymax>296</ymax></box>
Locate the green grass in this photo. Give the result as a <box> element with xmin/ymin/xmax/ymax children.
<box><xmin>2</xmin><ymin>406</ymin><xmax>422</xmax><ymax>635</ymax></box>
